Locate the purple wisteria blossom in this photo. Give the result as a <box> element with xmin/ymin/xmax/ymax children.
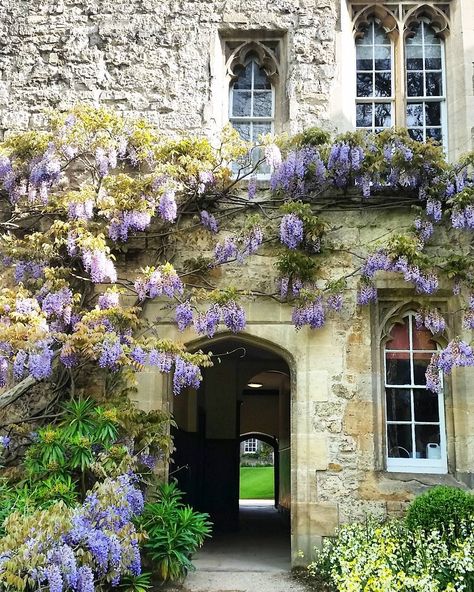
<box><xmin>451</xmin><ymin>205</ymin><xmax>474</xmax><ymax>229</ymax></box>
<box><xmin>248</xmin><ymin>177</ymin><xmax>257</xmax><ymax>200</ymax></box>
<box><xmin>82</xmin><ymin>250</ymin><xmax>117</xmax><ymax>284</ymax></box>
<box><xmin>68</xmin><ymin>200</ymin><xmax>94</xmax><ymax>221</ymax></box>
<box><xmin>292</xmin><ymin>297</ymin><xmax>325</xmax><ymax>330</ymax></box>
<box><xmin>357</xmin><ymin>283</ymin><xmax>378</xmax><ymax>305</ymax></box>
<box><xmin>158</xmin><ymin>190</ymin><xmax>177</xmax><ymax>222</ymax></box>
<box><xmin>426</xmin><ymin>339</ymin><xmax>474</xmax><ymax>393</ymax></box>
<box><xmin>98</xmin><ymin>291</ymin><xmax>120</xmax><ymax>310</ymax></box>
<box><xmin>194</xmin><ymin>305</ymin><xmax>221</xmax><ymax>338</ymax></box>
<box><xmin>134</xmin><ymin>267</ymin><xmax>183</xmax><ymax>300</ymax></box>
<box><xmin>264</xmin><ymin>143</ymin><xmax>282</xmax><ymax>170</ymax></box>
<box><xmin>200</xmin><ymin>210</ymin><xmax>218</xmax><ymax>233</ymax></box>
<box><xmin>173</xmin><ymin>357</ymin><xmax>201</xmax><ymax>395</ymax></box>
<box><xmin>426</xmin><ymin>198</ymin><xmax>442</xmax><ymax>222</ymax></box>
<box><xmin>415</xmin><ymin>309</ymin><xmax>446</xmax><ymax>334</ymax></box>
<box><xmin>214</xmin><ymin>237</ymin><xmax>238</xmax><ymax>264</ymax></box>
<box><xmin>13</xmin><ymin>350</ymin><xmax>28</xmax><ymax>380</ymax></box>
<box><xmin>197</xmin><ymin>170</ymin><xmax>215</xmax><ymax>194</ymax></box>
<box><xmin>241</xmin><ymin>226</ymin><xmax>263</xmax><ymax>257</ymax></box>
<box><xmin>28</xmin><ymin>345</ymin><xmax>54</xmax><ymax>380</ymax></box>
<box><xmin>175</xmin><ymin>302</ymin><xmax>194</xmax><ymax>331</ymax></box>
<box><xmin>108</xmin><ymin>211</ymin><xmax>151</xmax><ymax>241</ymax></box>
<box><xmin>98</xmin><ymin>338</ymin><xmax>123</xmax><ymax>370</ymax></box>
<box><xmin>0</xmin><ymin>435</ymin><xmax>9</xmax><ymax>448</ymax></box>
<box><xmin>327</xmin><ymin>293</ymin><xmax>343</xmax><ymax>312</ymax></box>
<box><xmin>362</xmin><ymin>250</ymin><xmax>392</xmax><ymax>278</ymax></box>
<box><xmin>280</xmin><ymin>214</ymin><xmax>304</xmax><ymax>249</ymax></box>
<box><xmin>414</xmin><ymin>218</ymin><xmax>434</xmax><ymax>242</ymax></box>
<box><xmin>41</xmin><ymin>288</ymin><xmax>73</xmax><ymax>324</ymax></box>
<box><xmin>148</xmin><ymin>350</ymin><xmax>174</xmax><ymax>373</ymax></box>
<box><xmin>221</xmin><ymin>301</ymin><xmax>246</xmax><ymax>332</ymax></box>
<box><xmin>271</xmin><ymin>146</ymin><xmax>325</xmax><ymax>196</ymax></box>
<box><xmin>327</xmin><ymin>143</ymin><xmax>364</xmax><ymax>188</ymax></box>
<box><xmin>14</xmin><ymin>260</ymin><xmax>45</xmax><ymax>283</ymax></box>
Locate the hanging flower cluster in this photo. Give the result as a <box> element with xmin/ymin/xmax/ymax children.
<box><xmin>0</xmin><ymin>475</ymin><xmax>143</xmax><ymax>592</ymax></box>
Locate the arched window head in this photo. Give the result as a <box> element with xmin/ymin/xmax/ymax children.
<box><xmin>405</xmin><ymin>20</ymin><xmax>446</xmax><ymax>143</ymax></box>
<box><xmin>355</xmin><ymin>20</ymin><xmax>393</xmax><ymax>133</ymax></box>
<box><xmin>384</xmin><ymin>312</ymin><xmax>447</xmax><ymax>474</ymax></box>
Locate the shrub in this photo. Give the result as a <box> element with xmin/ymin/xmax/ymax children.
<box><xmin>306</xmin><ymin>517</ymin><xmax>474</xmax><ymax>592</ymax></box>
<box><xmin>406</xmin><ymin>485</ymin><xmax>474</xmax><ymax>534</ymax></box>
<box><xmin>138</xmin><ymin>482</ymin><xmax>212</xmax><ymax>582</ymax></box>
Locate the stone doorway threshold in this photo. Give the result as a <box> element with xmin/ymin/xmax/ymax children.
<box><xmin>175</xmin><ymin>503</ymin><xmax>309</xmax><ymax>592</ymax></box>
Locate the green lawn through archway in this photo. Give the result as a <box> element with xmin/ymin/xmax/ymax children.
<box><xmin>239</xmin><ymin>466</ymin><xmax>274</xmax><ymax>499</ymax></box>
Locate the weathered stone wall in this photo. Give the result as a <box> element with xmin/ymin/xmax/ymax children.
<box><xmin>134</xmin><ymin>203</ymin><xmax>474</xmax><ymax>557</ymax></box>
<box><xmin>1</xmin><ymin>0</ymin><xmax>474</xmax><ymax>563</ymax></box>
<box><xmin>0</xmin><ymin>0</ymin><xmax>338</xmax><ymax>138</ymax></box>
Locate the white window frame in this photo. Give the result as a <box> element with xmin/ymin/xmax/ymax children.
<box><xmin>229</xmin><ymin>58</ymin><xmax>275</xmax><ymax>179</ymax></box>
<box><xmin>355</xmin><ymin>20</ymin><xmax>395</xmax><ymax>133</ymax></box>
<box><xmin>405</xmin><ymin>19</ymin><xmax>447</xmax><ymax>150</ymax></box>
<box><xmin>384</xmin><ymin>313</ymin><xmax>447</xmax><ymax>474</ymax></box>
<box><xmin>351</xmin><ymin>10</ymin><xmax>449</xmax><ymax>151</ymax></box>
<box><xmin>244</xmin><ymin>438</ymin><xmax>258</xmax><ymax>454</ymax></box>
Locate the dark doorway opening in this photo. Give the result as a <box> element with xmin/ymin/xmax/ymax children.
<box><xmin>171</xmin><ymin>337</ymin><xmax>291</xmax><ymax>540</ymax></box>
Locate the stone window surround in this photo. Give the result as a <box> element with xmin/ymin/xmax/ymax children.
<box><xmin>383</xmin><ymin>311</ymin><xmax>447</xmax><ymax>473</ymax></box>
<box><xmin>349</xmin><ymin>1</ymin><xmax>450</xmax><ymax>149</ymax></box>
<box><xmin>214</xmin><ymin>30</ymin><xmax>289</xmax><ymax>137</ymax></box>
<box><xmin>375</xmin><ymin>298</ymin><xmax>455</xmax><ymax>476</ymax></box>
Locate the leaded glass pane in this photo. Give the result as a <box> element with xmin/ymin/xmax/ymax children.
<box><xmin>374</xmin><ymin>103</ymin><xmax>391</xmax><ymax>127</ymax></box>
<box><xmin>253</xmin><ymin>65</ymin><xmax>271</xmax><ymax>89</ymax></box>
<box><xmin>407</xmin><ymin>103</ymin><xmax>424</xmax><ymax>127</ymax></box>
<box><xmin>233</xmin><ymin>63</ymin><xmax>252</xmax><ymax>90</ymax></box>
<box><xmin>253</xmin><ymin>91</ymin><xmax>272</xmax><ymax>117</ymax></box>
<box><xmin>408</xmin><ymin>129</ymin><xmax>424</xmax><ymax>141</ymax></box>
<box><xmin>414</xmin><ymin>390</ymin><xmax>439</xmax><ymax>422</ymax></box>
<box><xmin>233</xmin><ymin>122</ymin><xmax>251</xmax><ymax>141</ymax></box>
<box><xmin>374</xmin><ymin>45</ymin><xmax>391</xmax><ymax>70</ymax></box>
<box><xmin>426</xmin><ymin>72</ymin><xmax>442</xmax><ymax>96</ymax></box>
<box><xmin>415</xmin><ymin>425</ymin><xmax>441</xmax><ymax>459</ymax></box>
<box><xmin>406</xmin><ymin>44</ymin><xmax>423</xmax><ymax>70</ymax></box>
<box><xmin>386</xmin><ymin>389</ymin><xmax>412</xmax><ymax>421</ymax></box>
<box><xmin>387</xmin><ymin>424</ymin><xmax>413</xmax><ymax>458</ymax></box>
<box><xmin>356</xmin><ymin>103</ymin><xmax>372</xmax><ymax>127</ymax></box>
<box><xmin>386</xmin><ymin>355</ymin><xmax>411</xmax><ymax>385</ymax></box>
<box><xmin>425</xmin><ymin>102</ymin><xmax>441</xmax><ymax>126</ymax></box>
<box><xmin>426</xmin><ymin>128</ymin><xmax>442</xmax><ymax>141</ymax></box>
<box><xmin>232</xmin><ymin>91</ymin><xmax>252</xmax><ymax>116</ymax></box>
<box><xmin>425</xmin><ymin>44</ymin><xmax>442</xmax><ymax>69</ymax></box>
<box><xmin>357</xmin><ymin>73</ymin><xmax>373</xmax><ymax>97</ymax></box>
<box><xmin>407</xmin><ymin>72</ymin><xmax>424</xmax><ymax>97</ymax></box>
<box><xmin>374</xmin><ymin>72</ymin><xmax>391</xmax><ymax>96</ymax></box>
<box><xmin>356</xmin><ymin>45</ymin><xmax>373</xmax><ymax>70</ymax></box>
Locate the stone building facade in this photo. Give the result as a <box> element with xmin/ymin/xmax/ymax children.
<box><xmin>1</xmin><ymin>0</ymin><xmax>473</xmax><ymax>562</ymax></box>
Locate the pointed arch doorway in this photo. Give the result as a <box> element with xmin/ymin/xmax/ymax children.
<box><xmin>171</xmin><ymin>335</ymin><xmax>291</xmax><ymax>541</ymax></box>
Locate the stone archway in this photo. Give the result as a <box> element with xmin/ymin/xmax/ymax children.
<box><xmin>171</xmin><ymin>334</ymin><xmax>292</xmax><ymax>535</ymax></box>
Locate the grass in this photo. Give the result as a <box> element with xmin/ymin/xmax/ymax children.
<box><xmin>239</xmin><ymin>466</ymin><xmax>274</xmax><ymax>499</ymax></box>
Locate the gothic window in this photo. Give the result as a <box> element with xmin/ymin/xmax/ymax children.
<box><xmin>405</xmin><ymin>21</ymin><xmax>445</xmax><ymax>143</ymax></box>
<box><xmin>356</xmin><ymin>21</ymin><xmax>394</xmax><ymax>132</ymax></box>
<box><xmin>226</xmin><ymin>40</ymin><xmax>280</xmax><ymax>176</ymax></box>
<box><xmin>352</xmin><ymin>4</ymin><xmax>449</xmax><ymax>147</ymax></box>
<box><xmin>384</xmin><ymin>313</ymin><xmax>447</xmax><ymax>473</ymax></box>
<box><xmin>244</xmin><ymin>438</ymin><xmax>258</xmax><ymax>454</ymax></box>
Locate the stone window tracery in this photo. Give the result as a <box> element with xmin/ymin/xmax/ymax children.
<box><xmin>384</xmin><ymin>312</ymin><xmax>447</xmax><ymax>473</ymax></box>
<box><xmin>225</xmin><ymin>40</ymin><xmax>280</xmax><ymax>176</ymax></box>
<box><xmin>351</xmin><ymin>2</ymin><xmax>449</xmax><ymax>147</ymax></box>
